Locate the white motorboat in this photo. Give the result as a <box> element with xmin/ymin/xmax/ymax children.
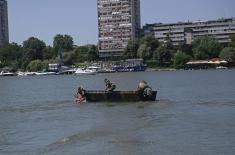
<box><xmin>17</xmin><ymin>71</ymin><xmax>26</xmax><ymax>76</ymax></box>
<box><xmin>24</xmin><ymin>72</ymin><xmax>37</xmax><ymax>76</ymax></box>
<box><xmin>57</xmin><ymin>69</ymin><xmax>76</xmax><ymax>75</ymax></box>
<box><xmin>97</xmin><ymin>68</ymin><xmax>116</xmax><ymax>73</ymax></box>
<box><xmin>35</xmin><ymin>72</ymin><xmax>56</xmax><ymax>76</ymax></box>
<box><xmin>74</xmin><ymin>68</ymin><xmax>97</xmax><ymax>75</ymax></box>
<box><xmin>216</xmin><ymin>66</ymin><xmax>228</xmax><ymax>69</ymax></box>
<box><xmin>0</xmin><ymin>71</ymin><xmax>16</xmax><ymax>76</ymax></box>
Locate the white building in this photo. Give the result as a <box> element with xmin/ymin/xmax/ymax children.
<box><xmin>143</xmin><ymin>18</ymin><xmax>235</xmax><ymax>45</ymax></box>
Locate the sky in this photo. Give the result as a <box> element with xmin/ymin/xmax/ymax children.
<box><xmin>8</xmin><ymin>0</ymin><xmax>235</xmax><ymax>46</ymax></box>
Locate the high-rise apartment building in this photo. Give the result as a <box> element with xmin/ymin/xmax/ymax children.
<box><xmin>143</xmin><ymin>18</ymin><xmax>235</xmax><ymax>46</ymax></box>
<box><xmin>97</xmin><ymin>0</ymin><xmax>141</xmax><ymax>58</ymax></box>
<box><xmin>0</xmin><ymin>0</ymin><xmax>8</xmax><ymax>46</ymax></box>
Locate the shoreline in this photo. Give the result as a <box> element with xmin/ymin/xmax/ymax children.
<box><xmin>146</xmin><ymin>67</ymin><xmax>235</xmax><ymax>72</ymax></box>
<box><xmin>1</xmin><ymin>67</ymin><xmax>235</xmax><ymax>77</ymax></box>
<box><xmin>146</xmin><ymin>68</ymin><xmax>176</xmax><ymax>72</ymax></box>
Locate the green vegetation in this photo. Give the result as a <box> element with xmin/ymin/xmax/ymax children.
<box><xmin>192</xmin><ymin>36</ymin><xmax>221</xmax><ymax>59</ymax></box>
<box><xmin>173</xmin><ymin>50</ymin><xmax>191</xmax><ymax>69</ymax></box>
<box><xmin>228</xmin><ymin>34</ymin><xmax>235</xmax><ymax>48</ymax></box>
<box><xmin>0</xmin><ymin>35</ymin><xmax>98</xmax><ymax>71</ymax></box>
<box><xmin>26</xmin><ymin>59</ymin><xmax>44</xmax><ymax>72</ymax></box>
<box><xmin>123</xmin><ymin>34</ymin><xmax>176</xmax><ymax>68</ymax></box>
<box><xmin>1</xmin><ymin>33</ymin><xmax>235</xmax><ymax>71</ymax></box>
<box><xmin>219</xmin><ymin>47</ymin><xmax>235</xmax><ymax>63</ymax></box>
<box><xmin>123</xmin><ymin>34</ymin><xmax>235</xmax><ymax>69</ymax></box>
<box><xmin>53</xmin><ymin>34</ymin><xmax>74</xmax><ymax>53</ymax></box>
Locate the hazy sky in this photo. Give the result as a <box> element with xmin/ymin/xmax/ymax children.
<box><xmin>8</xmin><ymin>0</ymin><xmax>235</xmax><ymax>46</ymax></box>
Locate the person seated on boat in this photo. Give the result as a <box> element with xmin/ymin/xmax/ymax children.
<box><xmin>137</xmin><ymin>80</ymin><xmax>153</xmax><ymax>97</ymax></box>
<box><xmin>75</xmin><ymin>86</ymin><xmax>87</xmax><ymax>103</ymax></box>
<box><xmin>137</xmin><ymin>80</ymin><xmax>149</xmax><ymax>91</ymax></box>
<box><xmin>104</xmin><ymin>79</ymin><xmax>116</xmax><ymax>92</ymax></box>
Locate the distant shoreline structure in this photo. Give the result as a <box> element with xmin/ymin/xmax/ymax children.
<box><xmin>143</xmin><ymin>17</ymin><xmax>235</xmax><ymax>46</ymax></box>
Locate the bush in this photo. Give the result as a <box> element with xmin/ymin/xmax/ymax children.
<box><xmin>173</xmin><ymin>50</ymin><xmax>191</xmax><ymax>69</ymax></box>
<box><xmin>26</xmin><ymin>60</ymin><xmax>44</xmax><ymax>72</ymax></box>
<box><xmin>192</xmin><ymin>36</ymin><xmax>221</xmax><ymax>59</ymax></box>
<box><xmin>219</xmin><ymin>47</ymin><xmax>235</xmax><ymax>62</ymax></box>
<box><xmin>145</xmin><ymin>60</ymin><xmax>158</xmax><ymax>68</ymax></box>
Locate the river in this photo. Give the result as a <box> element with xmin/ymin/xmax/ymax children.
<box><xmin>0</xmin><ymin>69</ymin><xmax>235</xmax><ymax>155</ymax></box>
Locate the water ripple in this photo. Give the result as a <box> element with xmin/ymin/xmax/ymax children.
<box><xmin>0</xmin><ymin>100</ymin><xmax>73</xmax><ymax>113</ymax></box>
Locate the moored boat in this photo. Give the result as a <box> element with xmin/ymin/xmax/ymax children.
<box><xmin>24</xmin><ymin>72</ymin><xmax>37</xmax><ymax>76</ymax></box>
<box><xmin>0</xmin><ymin>71</ymin><xmax>16</xmax><ymax>76</ymax></box>
<box><xmin>216</xmin><ymin>66</ymin><xmax>228</xmax><ymax>69</ymax></box>
<box><xmin>74</xmin><ymin>68</ymin><xmax>97</xmax><ymax>75</ymax></box>
<box><xmin>97</xmin><ymin>68</ymin><xmax>116</xmax><ymax>73</ymax></box>
<box><xmin>35</xmin><ymin>71</ymin><xmax>56</xmax><ymax>75</ymax></box>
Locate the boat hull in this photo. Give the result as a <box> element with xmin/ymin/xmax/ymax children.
<box><xmin>86</xmin><ymin>90</ymin><xmax>157</xmax><ymax>102</ymax></box>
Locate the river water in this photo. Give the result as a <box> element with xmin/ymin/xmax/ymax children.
<box><xmin>0</xmin><ymin>69</ymin><xmax>235</xmax><ymax>155</ymax></box>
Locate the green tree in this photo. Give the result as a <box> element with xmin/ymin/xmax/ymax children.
<box><xmin>138</xmin><ymin>35</ymin><xmax>160</xmax><ymax>60</ymax></box>
<box><xmin>21</xmin><ymin>48</ymin><xmax>36</xmax><ymax>69</ymax></box>
<box><xmin>123</xmin><ymin>39</ymin><xmax>139</xmax><ymax>59</ymax></box>
<box><xmin>43</xmin><ymin>46</ymin><xmax>55</xmax><ymax>60</ymax></box>
<box><xmin>219</xmin><ymin>47</ymin><xmax>235</xmax><ymax>63</ymax></box>
<box><xmin>154</xmin><ymin>44</ymin><xmax>174</xmax><ymax>67</ymax></box>
<box><xmin>152</xmin><ymin>33</ymin><xmax>176</xmax><ymax>67</ymax></box>
<box><xmin>164</xmin><ymin>33</ymin><xmax>174</xmax><ymax>50</ymax></box>
<box><xmin>53</xmin><ymin>34</ymin><xmax>74</xmax><ymax>53</ymax></box>
<box><xmin>74</xmin><ymin>46</ymin><xmax>89</xmax><ymax>63</ymax></box>
<box><xmin>23</xmin><ymin>37</ymin><xmax>46</xmax><ymax>60</ymax></box>
<box><xmin>0</xmin><ymin>43</ymin><xmax>23</xmax><ymax>69</ymax></box>
<box><xmin>63</xmin><ymin>52</ymin><xmax>76</xmax><ymax>66</ymax></box>
<box><xmin>137</xmin><ymin>44</ymin><xmax>151</xmax><ymax>60</ymax></box>
<box><xmin>9</xmin><ymin>61</ymin><xmax>20</xmax><ymax>72</ymax></box>
<box><xmin>229</xmin><ymin>34</ymin><xmax>235</xmax><ymax>48</ymax></box>
<box><xmin>173</xmin><ymin>50</ymin><xmax>191</xmax><ymax>69</ymax></box>
<box><xmin>139</xmin><ymin>35</ymin><xmax>159</xmax><ymax>51</ymax></box>
<box><xmin>87</xmin><ymin>45</ymin><xmax>98</xmax><ymax>61</ymax></box>
<box><xmin>177</xmin><ymin>43</ymin><xmax>193</xmax><ymax>56</ymax></box>
<box><xmin>192</xmin><ymin>36</ymin><xmax>221</xmax><ymax>59</ymax></box>
<box><xmin>26</xmin><ymin>59</ymin><xmax>44</xmax><ymax>71</ymax></box>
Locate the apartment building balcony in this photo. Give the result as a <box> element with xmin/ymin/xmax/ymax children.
<box><xmin>215</xmin><ymin>35</ymin><xmax>230</xmax><ymax>39</ymax></box>
<box><xmin>193</xmin><ymin>27</ymin><xmax>230</xmax><ymax>32</ymax></box>
<box><xmin>218</xmin><ymin>39</ymin><xmax>231</xmax><ymax>43</ymax></box>
<box><xmin>193</xmin><ymin>30</ymin><xmax>235</xmax><ymax>36</ymax></box>
<box><xmin>171</xmin><ymin>38</ymin><xmax>185</xmax><ymax>41</ymax></box>
<box><xmin>99</xmin><ymin>37</ymin><xmax>114</xmax><ymax>41</ymax></box>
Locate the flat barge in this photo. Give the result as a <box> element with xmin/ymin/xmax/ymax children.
<box><xmin>85</xmin><ymin>90</ymin><xmax>157</xmax><ymax>102</ymax></box>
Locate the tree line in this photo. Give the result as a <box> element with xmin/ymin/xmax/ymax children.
<box><xmin>0</xmin><ymin>34</ymin><xmax>98</xmax><ymax>71</ymax></box>
<box><xmin>1</xmin><ymin>34</ymin><xmax>235</xmax><ymax>71</ymax></box>
<box><xmin>123</xmin><ymin>34</ymin><xmax>235</xmax><ymax>69</ymax></box>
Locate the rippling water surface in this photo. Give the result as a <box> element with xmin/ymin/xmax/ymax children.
<box><xmin>0</xmin><ymin>69</ymin><xmax>235</xmax><ymax>155</ymax></box>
